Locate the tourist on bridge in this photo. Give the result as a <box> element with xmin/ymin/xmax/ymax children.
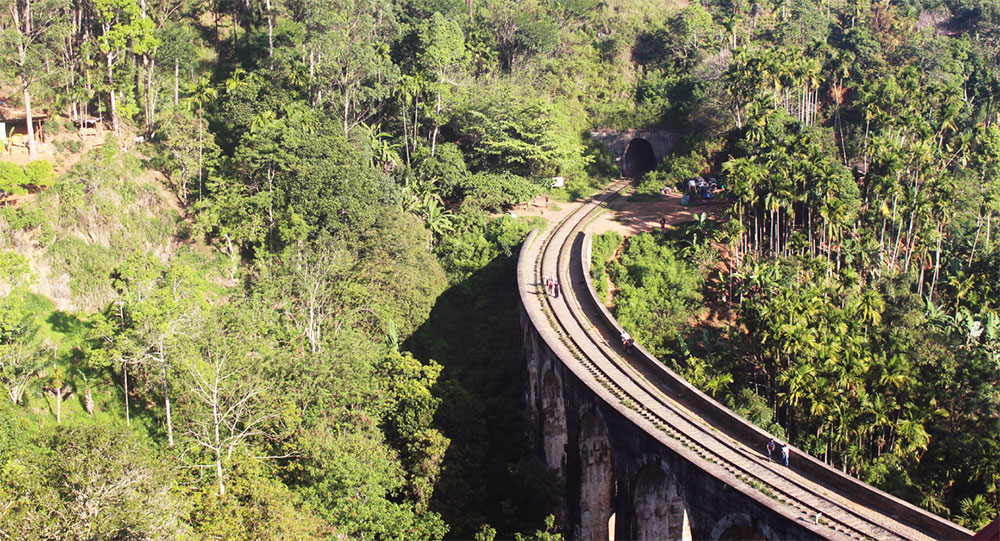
<box><xmin>766</xmin><ymin>438</ymin><xmax>776</xmax><ymax>462</ymax></box>
<box><xmin>553</xmin><ymin>279</ymin><xmax>560</xmax><ymax>298</ymax></box>
<box><xmin>620</xmin><ymin>330</ymin><xmax>633</xmax><ymax>353</ymax></box>
<box><xmin>781</xmin><ymin>443</ymin><xmax>789</xmax><ymax>467</ymax></box>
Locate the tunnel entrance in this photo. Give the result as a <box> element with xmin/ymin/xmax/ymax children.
<box><xmin>622</xmin><ymin>138</ymin><xmax>657</xmax><ymax>177</ymax></box>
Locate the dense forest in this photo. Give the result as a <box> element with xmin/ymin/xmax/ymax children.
<box><xmin>1</xmin><ymin>0</ymin><xmax>999</xmax><ymax>536</ymax></box>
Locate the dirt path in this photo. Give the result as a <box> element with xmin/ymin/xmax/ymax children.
<box><xmin>512</xmin><ymin>182</ymin><xmax>735</xmax><ymax>326</ymax></box>
<box><xmin>511</xmin><ymin>183</ymin><xmax>729</xmax><ymax>235</ymax></box>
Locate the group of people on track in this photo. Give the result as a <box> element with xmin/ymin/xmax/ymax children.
<box><xmin>767</xmin><ymin>438</ymin><xmax>790</xmax><ymax>467</ymax></box>
<box><xmin>541</xmin><ymin>275</ymin><xmax>561</xmax><ymax>298</ymax></box>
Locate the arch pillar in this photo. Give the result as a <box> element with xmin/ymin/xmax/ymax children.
<box><xmin>524</xmin><ymin>325</ymin><xmax>540</xmax><ymax>431</ymax></box>
<box><xmin>541</xmin><ymin>366</ymin><xmax>568</xmax><ymax>473</ymax></box>
<box><xmin>633</xmin><ymin>461</ymin><xmax>691</xmax><ymax>541</ymax></box>
<box><xmin>578</xmin><ymin>409</ymin><xmax>614</xmax><ymax>540</ymax></box>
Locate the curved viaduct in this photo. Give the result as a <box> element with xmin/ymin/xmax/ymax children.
<box><xmin>517</xmin><ymin>182</ymin><xmax>973</xmax><ymax>540</ymax></box>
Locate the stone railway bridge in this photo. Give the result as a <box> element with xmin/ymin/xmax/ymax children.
<box><xmin>517</xmin><ymin>183</ymin><xmax>973</xmax><ymax>540</ymax></box>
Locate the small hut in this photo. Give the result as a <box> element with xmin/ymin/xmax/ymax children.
<box><xmin>0</xmin><ymin>102</ymin><xmax>50</xmax><ymax>151</ymax></box>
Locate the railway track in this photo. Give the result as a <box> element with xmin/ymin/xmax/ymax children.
<box><xmin>520</xmin><ymin>182</ymin><xmax>963</xmax><ymax>540</ymax></box>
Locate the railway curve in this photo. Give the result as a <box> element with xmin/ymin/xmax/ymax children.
<box><xmin>517</xmin><ymin>182</ymin><xmax>973</xmax><ymax>540</ymax></box>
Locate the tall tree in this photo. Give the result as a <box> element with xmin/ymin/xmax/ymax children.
<box><xmin>1</xmin><ymin>0</ymin><xmax>66</xmax><ymax>158</ymax></box>
<box><xmin>93</xmin><ymin>0</ymin><xmax>158</xmax><ymax>135</ymax></box>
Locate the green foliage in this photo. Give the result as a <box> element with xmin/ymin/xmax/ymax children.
<box><xmin>0</xmin><ymin>424</ymin><xmax>188</xmax><ymax>538</ymax></box>
<box><xmin>185</xmin><ymin>446</ymin><xmax>328</xmax><ymax>538</ymax></box>
<box><xmin>451</xmin><ymin>85</ymin><xmax>592</xmax><ymax>179</ymax></box>
<box><xmin>957</xmin><ymin>494</ymin><xmax>997</xmax><ymax>530</ymax></box>
<box><xmin>24</xmin><ymin>160</ymin><xmax>55</xmax><ymax>187</ymax></box>
<box><xmin>514</xmin><ymin>514</ymin><xmax>563</xmax><ymax>541</ymax></box>
<box><xmin>611</xmin><ymin>232</ymin><xmax>706</xmax><ymax>357</ymax></box>
<box><xmin>436</xmin><ymin>212</ymin><xmax>546</xmax><ymax>282</ymax></box>
<box><xmin>590</xmin><ymin>231</ymin><xmax>623</xmax><ymax>303</ymax></box>
<box><xmin>14</xmin><ymin>0</ymin><xmax>1000</xmax><ymax>530</ymax></box>
<box><xmin>0</xmin><ymin>162</ymin><xmax>28</xmax><ymax>196</ymax></box>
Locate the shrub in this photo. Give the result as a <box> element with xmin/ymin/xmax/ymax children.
<box><xmin>4</xmin><ymin>207</ymin><xmax>47</xmax><ymax>230</ymax></box>
<box><xmin>591</xmin><ymin>231</ymin><xmax>623</xmax><ymax>304</ymax></box>
<box><xmin>0</xmin><ymin>162</ymin><xmax>28</xmax><ymax>196</ymax></box>
<box><xmin>25</xmin><ymin>160</ymin><xmax>55</xmax><ymax>187</ymax></box>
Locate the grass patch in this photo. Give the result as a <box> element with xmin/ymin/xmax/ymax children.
<box><xmin>23</xmin><ymin>292</ymin><xmax>92</xmax><ymax>348</ymax></box>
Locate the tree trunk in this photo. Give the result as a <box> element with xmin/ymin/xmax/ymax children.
<box><xmin>14</xmin><ymin>0</ymin><xmax>37</xmax><ymax>158</ymax></box>
<box><xmin>161</xmin><ymin>354</ymin><xmax>174</xmax><ymax>448</ymax></box>
<box><xmin>198</xmin><ymin>116</ymin><xmax>204</xmax><ymax>200</ymax></box>
<box><xmin>343</xmin><ymin>92</ymin><xmax>350</xmax><ymax>134</ymax></box>
<box><xmin>144</xmin><ymin>55</ymin><xmax>156</xmax><ymax>135</ymax></box>
<box><xmin>401</xmin><ymin>110</ymin><xmax>411</xmax><ymax>166</ymax></box>
<box><xmin>232</xmin><ymin>1</ymin><xmax>239</xmax><ymax>44</ymax></box>
<box><xmin>929</xmin><ymin>222</ymin><xmax>943</xmax><ymax>300</ymax></box>
<box><xmin>216</xmin><ymin>452</ymin><xmax>225</xmax><ymax>495</ymax></box>
<box><xmin>22</xmin><ymin>84</ymin><xmax>37</xmax><ymax>159</ymax></box>
<box><xmin>124</xmin><ymin>361</ymin><xmax>130</xmax><ymax>426</ymax></box>
<box><xmin>969</xmin><ymin>212</ymin><xmax>982</xmax><ymax>265</ymax></box>
<box><xmin>174</xmin><ymin>58</ymin><xmax>179</xmax><ymax>107</ymax></box>
<box><xmin>431</xmin><ymin>89</ymin><xmax>441</xmax><ymax>157</ymax></box>
<box><xmin>85</xmin><ymin>387</ymin><xmax>94</xmax><ymax>415</ymax></box>
<box><xmin>266</xmin><ymin>0</ymin><xmax>274</xmax><ymax>65</ymax></box>
<box><xmin>107</xmin><ymin>53</ymin><xmax>120</xmax><ymax>135</ymax></box>
<box><xmin>56</xmin><ymin>387</ymin><xmax>62</xmax><ymax>423</ymax></box>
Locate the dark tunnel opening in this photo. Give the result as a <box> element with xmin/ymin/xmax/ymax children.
<box><xmin>622</xmin><ymin>138</ymin><xmax>657</xmax><ymax>178</ymax></box>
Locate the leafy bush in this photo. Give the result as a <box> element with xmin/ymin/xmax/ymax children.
<box><xmin>0</xmin><ymin>162</ymin><xmax>28</xmax><ymax>196</ymax></box>
<box><xmin>461</xmin><ymin>172</ymin><xmax>543</xmax><ymax>212</ymax></box>
<box><xmin>25</xmin><ymin>160</ymin><xmax>55</xmax><ymax>187</ymax></box>
<box><xmin>610</xmin><ymin>232</ymin><xmax>705</xmax><ymax>357</ymax></box>
<box><xmin>591</xmin><ymin>231</ymin><xmax>623</xmax><ymax>303</ymax></box>
<box><xmin>2</xmin><ymin>207</ymin><xmax>47</xmax><ymax>231</ymax></box>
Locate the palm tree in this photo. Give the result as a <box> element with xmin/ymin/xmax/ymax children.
<box><xmin>857</xmin><ymin>289</ymin><xmax>885</xmax><ymax>334</ymax></box>
<box><xmin>958</xmin><ymin>495</ymin><xmax>997</xmax><ymax>530</ymax></box>
<box><xmin>46</xmin><ymin>363</ymin><xmax>67</xmax><ymax>424</ymax></box>
<box><xmin>691</xmin><ymin>212</ymin><xmax>710</xmax><ymax>246</ymax></box>
<box><xmin>189</xmin><ymin>76</ymin><xmax>218</xmax><ymax>201</ymax></box>
<box><xmin>705</xmin><ymin>372</ymin><xmax>734</xmax><ymax>398</ymax></box>
<box><xmin>421</xmin><ymin>199</ymin><xmax>454</xmax><ymax>245</ymax></box>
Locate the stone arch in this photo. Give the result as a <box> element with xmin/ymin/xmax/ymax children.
<box><xmin>541</xmin><ymin>368</ymin><xmax>568</xmax><ymax>472</ymax></box>
<box><xmin>710</xmin><ymin>512</ymin><xmax>774</xmax><ymax>541</ymax></box>
<box><xmin>632</xmin><ymin>461</ymin><xmax>691</xmax><ymax>541</ymax></box>
<box><xmin>622</xmin><ymin>138</ymin><xmax>657</xmax><ymax>177</ymax></box>
<box><xmin>578</xmin><ymin>409</ymin><xmax>614</xmax><ymax>541</ymax></box>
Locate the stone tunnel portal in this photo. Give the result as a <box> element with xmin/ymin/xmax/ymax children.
<box><xmin>622</xmin><ymin>138</ymin><xmax>657</xmax><ymax>178</ymax></box>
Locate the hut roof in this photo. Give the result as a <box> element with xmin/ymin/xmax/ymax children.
<box><xmin>0</xmin><ymin>103</ymin><xmax>50</xmax><ymax>122</ymax></box>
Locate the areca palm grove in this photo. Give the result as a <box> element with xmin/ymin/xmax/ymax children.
<box><xmin>594</xmin><ymin>0</ymin><xmax>1000</xmax><ymax>528</ymax></box>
